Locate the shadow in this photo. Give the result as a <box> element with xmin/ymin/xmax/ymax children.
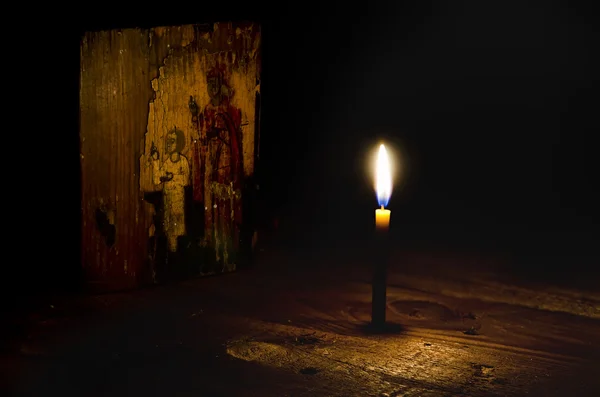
<box><xmin>355</xmin><ymin>321</ymin><xmax>406</xmax><ymax>336</ymax></box>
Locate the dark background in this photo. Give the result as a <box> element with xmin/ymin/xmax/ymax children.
<box><xmin>256</xmin><ymin>0</ymin><xmax>600</xmax><ymax>288</ymax></box>
<box><xmin>23</xmin><ymin>0</ymin><xmax>599</xmax><ymax>299</ymax></box>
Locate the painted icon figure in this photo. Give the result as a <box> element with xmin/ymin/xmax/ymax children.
<box><xmin>151</xmin><ymin>128</ymin><xmax>190</xmax><ymax>252</ymax></box>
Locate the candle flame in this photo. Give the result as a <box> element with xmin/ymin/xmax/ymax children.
<box><xmin>376</xmin><ymin>143</ymin><xmax>392</xmax><ymax>207</ymax></box>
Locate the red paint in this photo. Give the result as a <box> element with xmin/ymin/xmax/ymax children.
<box><xmin>193</xmin><ymin>64</ymin><xmax>245</xmax><ymax>251</ymax></box>
<box><xmin>192</xmin><ymin>135</ymin><xmax>203</xmax><ymax>201</ymax></box>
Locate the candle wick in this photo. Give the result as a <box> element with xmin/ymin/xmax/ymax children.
<box><xmin>381</xmin><ymin>205</ymin><xmax>384</xmax><ymax>210</ymax></box>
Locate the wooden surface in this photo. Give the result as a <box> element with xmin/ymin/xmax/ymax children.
<box><xmin>80</xmin><ymin>23</ymin><xmax>261</xmax><ymax>291</ymax></box>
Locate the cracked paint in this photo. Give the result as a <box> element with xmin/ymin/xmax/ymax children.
<box><xmin>150</xmin><ymin>128</ymin><xmax>190</xmax><ymax>252</ymax></box>
<box><xmin>139</xmin><ymin>22</ymin><xmax>260</xmax><ymax>277</ymax></box>
<box><xmin>80</xmin><ymin>23</ymin><xmax>259</xmax><ymax>290</ymax></box>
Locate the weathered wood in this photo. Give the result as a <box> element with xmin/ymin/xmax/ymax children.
<box><xmin>80</xmin><ymin>23</ymin><xmax>261</xmax><ymax>291</ymax></box>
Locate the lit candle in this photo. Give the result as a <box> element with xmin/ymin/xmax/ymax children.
<box><xmin>372</xmin><ymin>143</ymin><xmax>393</xmax><ymax>328</ymax></box>
<box><xmin>375</xmin><ymin>143</ymin><xmax>392</xmax><ymax>231</ymax></box>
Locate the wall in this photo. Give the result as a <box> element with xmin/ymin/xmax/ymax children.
<box><xmin>80</xmin><ymin>22</ymin><xmax>261</xmax><ymax>291</ymax></box>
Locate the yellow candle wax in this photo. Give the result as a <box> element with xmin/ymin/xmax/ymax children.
<box><xmin>375</xmin><ymin>206</ymin><xmax>391</xmax><ymax>232</ymax></box>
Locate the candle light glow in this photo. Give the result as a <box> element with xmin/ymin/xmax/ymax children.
<box><xmin>375</xmin><ymin>144</ymin><xmax>392</xmax><ymax>207</ymax></box>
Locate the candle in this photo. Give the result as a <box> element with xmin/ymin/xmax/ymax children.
<box><xmin>375</xmin><ymin>143</ymin><xmax>392</xmax><ymax>232</ymax></box>
<box><xmin>375</xmin><ymin>205</ymin><xmax>391</xmax><ymax>232</ymax></box>
<box><xmin>372</xmin><ymin>143</ymin><xmax>393</xmax><ymax>329</ymax></box>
